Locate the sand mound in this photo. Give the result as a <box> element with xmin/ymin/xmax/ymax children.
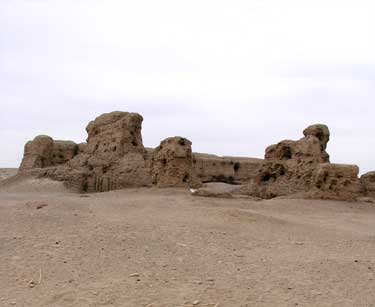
<box><xmin>0</xmin><ymin>168</ymin><xmax>18</xmax><ymax>181</ymax></box>
<box><xmin>0</xmin><ymin>174</ymin><xmax>68</xmax><ymax>193</ymax></box>
<box><xmin>191</xmin><ymin>182</ymin><xmax>242</xmax><ymax>198</ymax></box>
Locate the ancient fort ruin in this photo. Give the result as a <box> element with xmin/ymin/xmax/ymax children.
<box><xmin>17</xmin><ymin>111</ymin><xmax>375</xmax><ymax>201</ymax></box>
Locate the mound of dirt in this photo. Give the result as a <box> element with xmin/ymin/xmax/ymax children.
<box><xmin>191</xmin><ymin>182</ymin><xmax>242</xmax><ymax>198</ymax></box>
<box><xmin>0</xmin><ymin>175</ymin><xmax>68</xmax><ymax>193</ymax></box>
<box><xmin>0</xmin><ymin>168</ymin><xmax>18</xmax><ymax>181</ymax></box>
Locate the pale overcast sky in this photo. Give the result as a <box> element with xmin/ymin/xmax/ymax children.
<box><xmin>1</xmin><ymin>0</ymin><xmax>374</xmax><ymax>173</ymax></box>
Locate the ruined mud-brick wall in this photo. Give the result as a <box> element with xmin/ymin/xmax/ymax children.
<box><xmin>19</xmin><ymin>112</ymin><xmax>152</xmax><ymax>192</ymax></box>
<box><xmin>151</xmin><ymin>137</ymin><xmax>201</xmax><ymax>188</ymax></box>
<box><xmin>359</xmin><ymin>172</ymin><xmax>375</xmax><ymax>197</ymax></box>
<box><xmin>51</xmin><ymin>141</ymin><xmax>79</xmax><ymax>165</ymax></box>
<box><xmin>18</xmin><ymin>112</ymin><xmax>263</xmax><ymax>192</ymax></box>
<box><xmin>148</xmin><ymin>145</ymin><xmax>264</xmax><ymax>187</ymax></box>
<box><xmin>18</xmin><ymin>112</ymin><xmax>373</xmax><ymax>199</ymax></box>
<box><xmin>61</xmin><ymin>111</ymin><xmax>152</xmax><ymax>192</ymax></box>
<box><xmin>85</xmin><ymin>111</ymin><xmax>145</xmax><ymax>158</ymax></box>
<box><xmin>19</xmin><ymin>135</ymin><xmax>79</xmax><ymax>171</ymax></box>
<box><xmin>237</xmin><ymin>124</ymin><xmax>360</xmax><ymax>200</ymax></box>
<box><xmin>310</xmin><ymin>163</ymin><xmax>359</xmax><ymax>200</ymax></box>
<box><xmin>193</xmin><ymin>154</ymin><xmax>263</xmax><ymax>185</ymax></box>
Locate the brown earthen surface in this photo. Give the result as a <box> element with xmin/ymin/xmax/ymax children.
<box><xmin>1</xmin><ymin>187</ymin><xmax>375</xmax><ymax>306</ymax></box>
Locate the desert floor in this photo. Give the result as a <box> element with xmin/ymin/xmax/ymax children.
<box><xmin>0</xmin><ymin>174</ymin><xmax>375</xmax><ymax>307</ymax></box>
<box><xmin>0</xmin><ymin>168</ymin><xmax>17</xmax><ymax>181</ymax></box>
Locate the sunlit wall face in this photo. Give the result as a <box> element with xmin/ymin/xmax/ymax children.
<box><xmin>1</xmin><ymin>0</ymin><xmax>374</xmax><ymax>173</ymax></box>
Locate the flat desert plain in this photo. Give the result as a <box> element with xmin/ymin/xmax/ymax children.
<box><xmin>0</xmin><ymin>174</ymin><xmax>375</xmax><ymax>307</ymax></box>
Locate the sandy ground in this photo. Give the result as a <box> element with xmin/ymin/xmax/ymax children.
<box><xmin>0</xmin><ymin>168</ymin><xmax>17</xmax><ymax>181</ymax></box>
<box><xmin>1</xmin><ymin>178</ymin><xmax>375</xmax><ymax>307</ymax></box>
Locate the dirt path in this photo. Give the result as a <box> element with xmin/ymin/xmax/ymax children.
<box><xmin>1</xmin><ymin>187</ymin><xmax>375</xmax><ymax>306</ymax></box>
